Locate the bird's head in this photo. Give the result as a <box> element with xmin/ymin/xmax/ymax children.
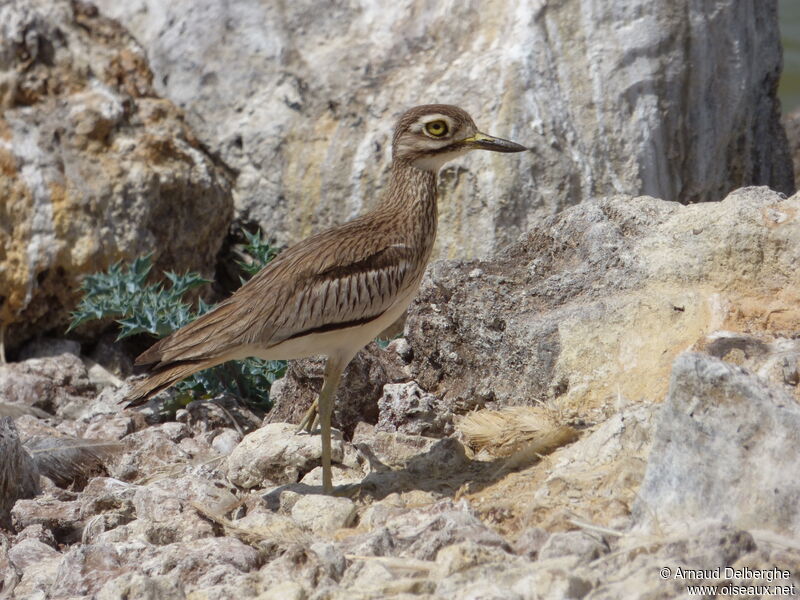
<box><xmin>392</xmin><ymin>104</ymin><xmax>527</xmax><ymax>172</ymax></box>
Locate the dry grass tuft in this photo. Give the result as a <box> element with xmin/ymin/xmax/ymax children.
<box><xmin>458</xmin><ymin>406</ymin><xmax>579</xmax><ymax>461</ymax></box>
<box><xmin>454</xmin><ymin>406</ymin><xmax>582</xmax><ymax>516</ymax></box>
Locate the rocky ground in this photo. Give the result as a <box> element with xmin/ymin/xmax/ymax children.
<box><xmin>2</xmin><ymin>188</ymin><xmax>800</xmax><ymax>599</ymax></box>
<box><xmin>2</xmin><ymin>1</ymin><xmax>800</xmax><ymax>598</ymax></box>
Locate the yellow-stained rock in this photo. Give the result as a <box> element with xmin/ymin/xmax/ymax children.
<box><xmin>0</xmin><ymin>2</ymin><xmax>232</xmax><ymax>350</ymax></box>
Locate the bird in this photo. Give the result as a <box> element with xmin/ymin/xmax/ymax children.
<box><xmin>127</xmin><ymin>104</ymin><xmax>527</xmax><ymax>494</ymax></box>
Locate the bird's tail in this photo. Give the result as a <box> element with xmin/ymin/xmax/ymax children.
<box><xmin>125</xmin><ymin>360</ymin><xmax>209</xmax><ymax>406</ymax></box>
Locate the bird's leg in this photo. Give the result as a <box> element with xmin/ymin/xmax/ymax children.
<box><xmin>296</xmin><ymin>398</ymin><xmax>319</xmax><ymax>433</ymax></box>
<box><xmin>317</xmin><ymin>356</ymin><xmax>345</xmax><ymax>494</ymax></box>
<box><xmin>0</xmin><ymin>322</ymin><xmax>6</xmax><ymax>365</ymax></box>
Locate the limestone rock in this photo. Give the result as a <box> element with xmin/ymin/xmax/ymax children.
<box><xmin>254</xmin><ymin>581</ymin><xmax>306</xmax><ymax>600</ymax></box>
<box><xmin>695</xmin><ymin>331</ymin><xmax>800</xmax><ymax>404</ymax></box>
<box><xmin>5</xmin><ymin>539</ymin><xmax>62</xmax><ymax>599</ymax></box>
<box><xmin>10</xmin><ymin>495</ymin><xmax>83</xmax><ymax>542</ymax></box>
<box><xmin>406</xmin><ymin>188</ymin><xmax>800</xmax><ymax>422</ymax></box>
<box><xmin>93</xmin><ymin>0</ymin><xmax>792</xmax><ymax>262</ymax></box>
<box><xmin>512</xmin><ymin>527</ymin><xmax>550</xmax><ymax>560</ymax></box>
<box><xmin>538</xmin><ymin>530</ymin><xmax>608</xmax><ymax>562</ymax></box>
<box><xmin>15</xmin><ymin>523</ymin><xmax>57</xmax><ymax>547</ymax></box>
<box><xmin>0</xmin><ymin>353</ymin><xmax>95</xmax><ymax>417</ymax></box>
<box><xmin>364</xmin><ymin>499</ymin><xmax>510</xmax><ymax>562</ymax></box>
<box><xmin>129</xmin><ymin>476</ymin><xmax>238</xmax><ymax>544</ymax></box>
<box><xmin>7</xmin><ymin>538</ymin><xmax>61</xmax><ymax>573</ymax></box>
<box><xmin>210</xmin><ymin>428</ymin><xmax>242</xmax><ymax>457</ymax></box>
<box><xmin>585</xmin><ymin>524</ymin><xmax>761</xmax><ymax>599</ymax></box>
<box><xmin>137</xmin><ymin>536</ymin><xmax>260</xmax><ymax>587</ymax></box>
<box><xmin>377</xmin><ymin>381</ymin><xmax>454</xmax><ymax>438</ymax></box>
<box><xmin>435</xmin><ymin>540</ymin><xmax>519</xmax><ymax>578</ymax></box>
<box><xmin>258</xmin><ymin>544</ymin><xmax>340</xmax><ymax>596</ymax></box>
<box><xmin>226</xmin><ymin>423</ymin><xmax>345</xmax><ymax>489</ymax></box>
<box><xmin>0</xmin><ymin>0</ymin><xmax>232</xmax><ymax>349</ymax></box>
<box><xmin>462</xmin><ymin>404</ymin><xmax>654</xmax><ymax>534</ymax></box>
<box><xmin>49</xmin><ymin>543</ymin><xmax>125</xmax><ymax>598</ymax></box>
<box><xmin>79</xmin><ymin>477</ymin><xmax>137</xmax><ymax>521</ymax></box>
<box><xmin>290</xmin><ymin>495</ymin><xmax>356</xmax><ymax>535</ymax></box>
<box><xmin>96</xmin><ymin>572</ymin><xmax>185</xmax><ymax>600</ymax></box>
<box><xmin>634</xmin><ymin>352</ymin><xmax>800</xmax><ymax>537</ymax></box>
<box><xmin>109</xmin><ymin>423</ymin><xmax>194</xmax><ymax>482</ymax></box>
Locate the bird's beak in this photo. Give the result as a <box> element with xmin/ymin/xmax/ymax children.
<box><xmin>461</xmin><ymin>132</ymin><xmax>527</xmax><ymax>153</ymax></box>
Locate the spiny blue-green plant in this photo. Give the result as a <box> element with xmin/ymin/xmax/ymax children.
<box><xmin>69</xmin><ymin>231</ymin><xmax>285</xmax><ymax>408</ymax></box>
<box><xmin>235</xmin><ymin>228</ymin><xmax>279</xmax><ymax>280</ymax></box>
<box><xmin>68</xmin><ymin>254</ymin><xmax>210</xmax><ymax>339</ymax></box>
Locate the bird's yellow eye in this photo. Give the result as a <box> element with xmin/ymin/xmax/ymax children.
<box><xmin>424</xmin><ymin>120</ymin><xmax>449</xmax><ymax>137</ymax></box>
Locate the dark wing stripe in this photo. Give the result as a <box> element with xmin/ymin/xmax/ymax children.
<box><xmin>285</xmin><ymin>311</ymin><xmax>387</xmax><ymax>341</ymax></box>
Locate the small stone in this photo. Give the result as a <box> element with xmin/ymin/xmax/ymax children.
<box><xmin>538</xmin><ymin>531</ymin><xmax>607</xmax><ymax>562</ymax></box>
<box><xmin>337</xmin><ymin>559</ymin><xmax>396</xmax><ymax>592</ymax></box>
<box><xmin>79</xmin><ymin>477</ymin><xmax>137</xmax><ymax>519</ymax></box>
<box><xmin>130</xmin><ymin>476</ymin><xmax>237</xmax><ymax>543</ymax></box>
<box><xmin>96</xmin><ymin>572</ymin><xmax>185</xmax><ymax>600</ymax></box>
<box><xmin>51</xmin><ymin>543</ymin><xmax>124</xmax><ymax>597</ymax></box>
<box><xmin>137</xmin><ymin>537</ymin><xmax>260</xmax><ymax>587</ymax></box>
<box><xmin>290</xmin><ymin>495</ymin><xmax>356</xmax><ymax>535</ymax></box>
<box><xmin>309</xmin><ymin>542</ymin><xmax>347</xmax><ymax>579</ymax></box>
<box><xmin>436</xmin><ymin>540</ymin><xmax>515</xmax><ymax>577</ymax></box>
<box><xmin>377</xmin><ymin>381</ymin><xmax>453</xmax><ymax>437</ymax></box>
<box><xmin>255</xmin><ymin>581</ymin><xmax>307</xmax><ymax>600</ymax></box>
<box><xmin>227</xmin><ymin>423</ymin><xmax>344</xmax><ymax>488</ymax></box>
<box><xmin>83</xmin><ymin>415</ymin><xmax>135</xmax><ymax>440</ymax></box>
<box><xmin>8</xmin><ymin>538</ymin><xmax>61</xmax><ymax>570</ymax></box>
<box><xmin>261</xmin><ymin>488</ymin><xmax>303</xmax><ymax>514</ymax></box>
<box><xmin>0</xmin><ymin>355</ymin><xmax>95</xmax><ymax>417</ymax></box>
<box><xmin>16</xmin><ymin>523</ymin><xmax>56</xmax><ymax>547</ymax></box>
<box><xmin>11</xmin><ymin>497</ymin><xmax>83</xmax><ymax>543</ymax></box>
<box><xmin>300</xmin><ymin>464</ymin><xmax>362</xmax><ymax>488</ymax></box>
<box><xmin>386</xmin><ymin>338</ymin><xmax>413</xmax><ymax>363</ymax></box>
<box><xmin>110</xmin><ymin>426</ymin><xmax>192</xmax><ymax>482</ymax></box>
<box><xmin>211</xmin><ymin>428</ymin><xmax>243</xmax><ymax>456</ymax></box>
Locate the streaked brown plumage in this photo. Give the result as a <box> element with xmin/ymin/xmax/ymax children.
<box><xmin>128</xmin><ymin>104</ymin><xmax>527</xmax><ymax>493</ymax></box>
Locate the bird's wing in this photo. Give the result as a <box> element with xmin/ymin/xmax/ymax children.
<box><xmin>136</xmin><ymin>219</ymin><xmax>419</xmax><ymax>368</ymax></box>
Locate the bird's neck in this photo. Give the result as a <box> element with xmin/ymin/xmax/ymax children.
<box><xmin>381</xmin><ymin>159</ymin><xmax>438</xmax><ymax>210</ymax></box>
<box><xmin>378</xmin><ymin>159</ymin><xmax>439</xmax><ymax>257</ymax></box>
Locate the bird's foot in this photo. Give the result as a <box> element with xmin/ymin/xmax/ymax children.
<box><xmin>330</xmin><ymin>482</ymin><xmax>362</xmax><ymax>499</ymax></box>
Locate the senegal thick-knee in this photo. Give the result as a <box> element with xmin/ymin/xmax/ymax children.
<box><xmin>128</xmin><ymin>105</ymin><xmax>526</xmax><ymax>493</ymax></box>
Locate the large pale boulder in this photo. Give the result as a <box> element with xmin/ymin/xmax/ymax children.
<box><xmin>405</xmin><ymin>187</ymin><xmax>800</xmax><ymax>418</ymax></box>
<box><xmin>93</xmin><ymin>0</ymin><xmax>793</xmax><ymax>259</ymax></box>
<box><xmin>634</xmin><ymin>352</ymin><xmax>800</xmax><ymax>537</ymax></box>
<box><xmin>0</xmin><ymin>0</ymin><xmax>233</xmax><ymax>349</ymax></box>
